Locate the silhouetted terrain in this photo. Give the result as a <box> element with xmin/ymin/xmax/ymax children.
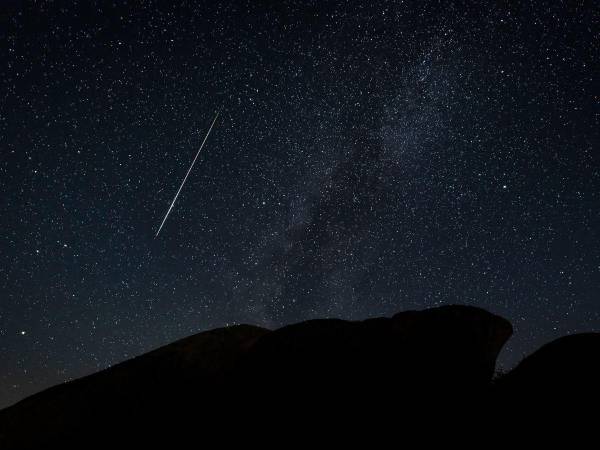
<box><xmin>1</xmin><ymin>305</ymin><xmax>598</xmax><ymax>447</ymax></box>
<box><xmin>496</xmin><ymin>333</ymin><xmax>600</xmax><ymax>399</ymax></box>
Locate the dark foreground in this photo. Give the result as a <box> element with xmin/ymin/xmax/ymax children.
<box><xmin>1</xmin><ymin>305</ymin><xmax>598</xmax><ymax>446</ymax></box>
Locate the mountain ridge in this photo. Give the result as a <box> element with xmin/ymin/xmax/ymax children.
<box><xmin>1</xmin><ymin>304</ymin><xmax>598</xmax><ymax>447</ymax></box>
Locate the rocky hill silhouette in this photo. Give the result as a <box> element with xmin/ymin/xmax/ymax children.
<box><xmin>0</xmin><ymin>305</ymin><xmax>598</xmax><ymax>447</ymax></box>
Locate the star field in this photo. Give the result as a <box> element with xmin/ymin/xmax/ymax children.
<box><xmin>1</xmin><ymin>0</ymin><xmax>598</xmax><ymax>408</ymax></box>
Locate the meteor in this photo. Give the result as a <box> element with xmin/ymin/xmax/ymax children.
<box><xmin>155</xmin><ymin>109</ymin><xmax>221</xmax><ymax>237</ymax></box>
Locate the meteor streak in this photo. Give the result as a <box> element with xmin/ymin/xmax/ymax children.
<box><xmin>155</xmin><ymin>109</ymin><xmax>221</xmax><ymax>237</ymax></box>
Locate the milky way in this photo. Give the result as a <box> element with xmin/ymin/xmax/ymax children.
<box><xmin>1</xmin><ymin>1</ymin><xmax>598</xmax><ymax>408</ymax></box>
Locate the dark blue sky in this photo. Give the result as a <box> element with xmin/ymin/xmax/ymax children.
<box><xmin>1</xmin><ymin>0</ymin><xmax>598</xmax><ymax>408</ymax></box>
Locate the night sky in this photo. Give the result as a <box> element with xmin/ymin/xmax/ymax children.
<box><xmin>1</xmin><ymin>0</ymin><xmax>598</xmax><ymax>408</ymax></box>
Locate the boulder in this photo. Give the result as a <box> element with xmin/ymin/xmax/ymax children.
<box><xmin>239</xmin><ymin>305</ymin><xmax>513</xmax><ymax>403</ymax></box>
<box><xmin>496</xmin><ymin>332</ymin><xmax>600</xmax><ymax>399</ymax></box>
